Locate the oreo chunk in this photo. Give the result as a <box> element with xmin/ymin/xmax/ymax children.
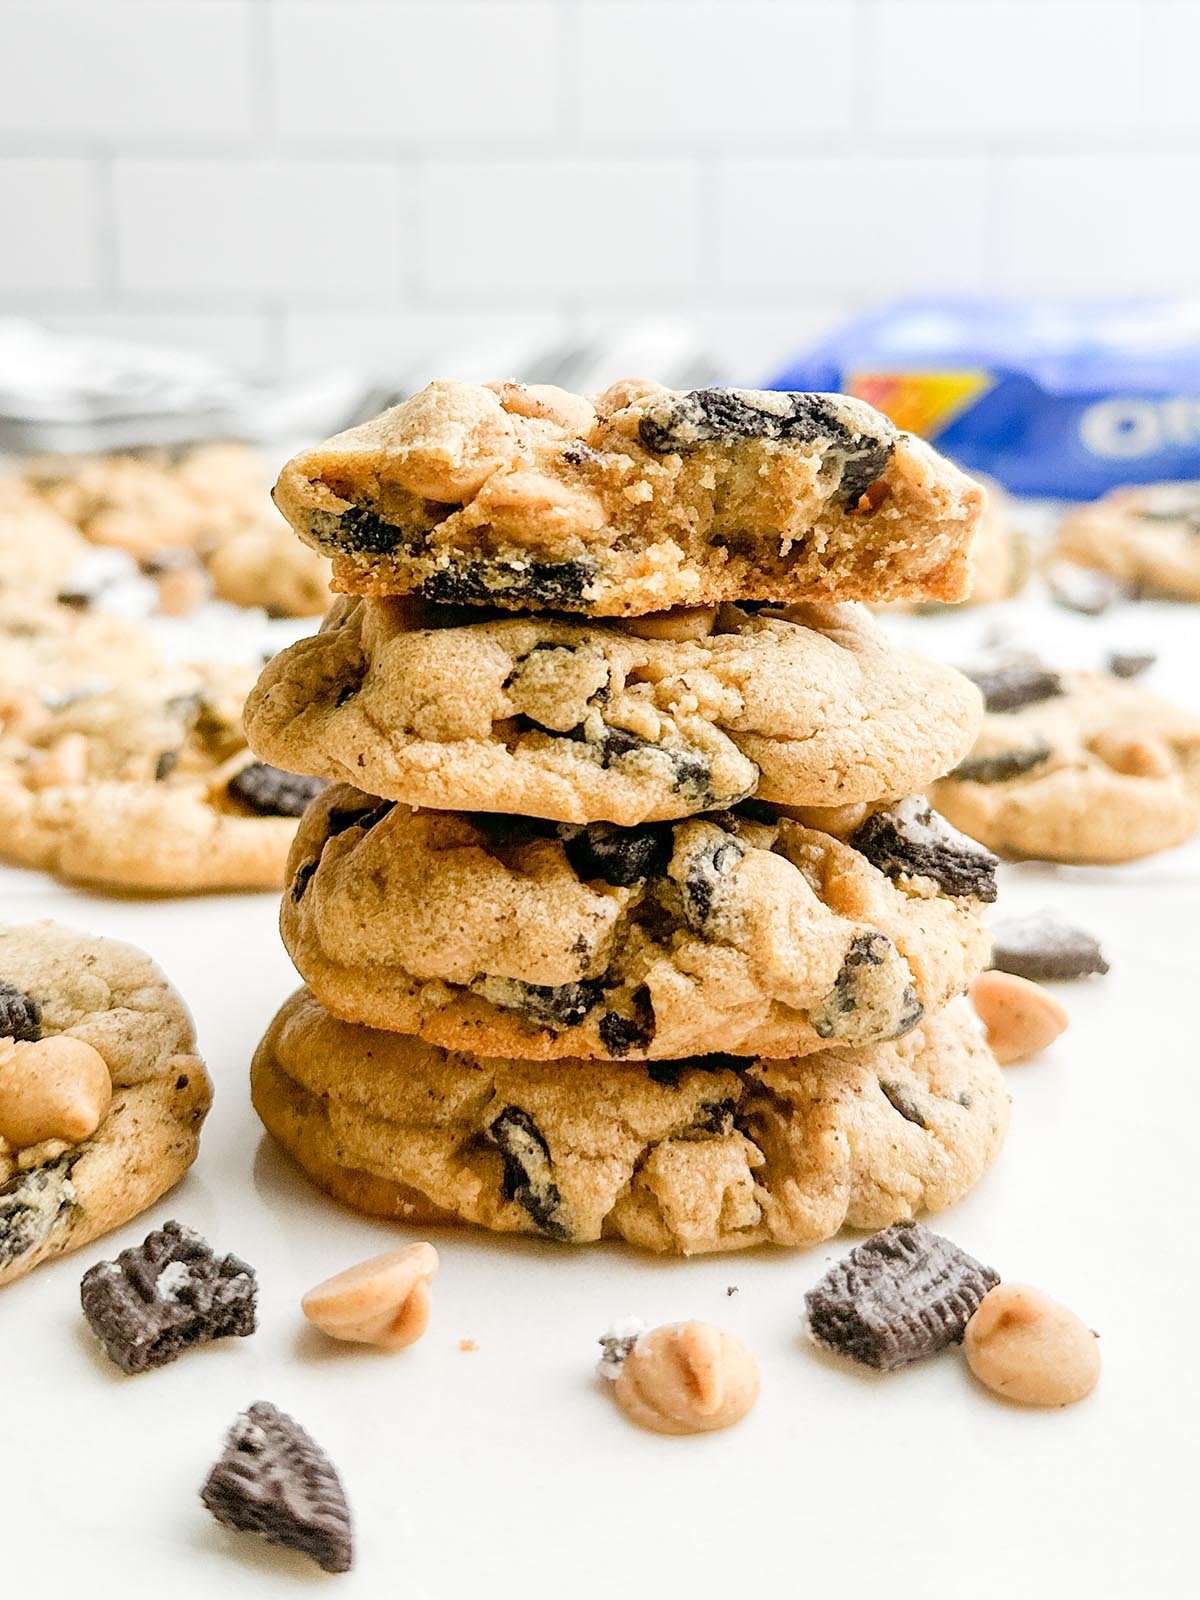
<box><xmin>679</xmin><ymin>829</ymin><xmax>746</xmax><ymax>928</ymax></box>
<box><xmin>559</xmin><ymin>821</ymin><xmax>674</xmax><ymax>887</ymax></box>
<box><xmin>228</xmin><ymin>762</ymin><xmax>326</xmax><ymax>819</ymax></box>
<box><xmin>963</xmin><ymin>662</ymin><xmax>1063</xmax><ymax>713</ymax></box>
<box><xmin>80</xmin><ymin>1220</ymin><xmax>257</xmax><ymax>1374</ymax></box>
<box><xmin>879</xmin><ymin>1080</ymin><xmax>928</xmax><ymax>1127</ymax></box>
<box><xmin>489</xmin><ymin>1107</ymin><xmax>569</xmax><ymax>1240</ymax></box>
<box><xmin>1107</xmin><ymin>651</ymin><xmax>1155</xmax><ymax>680</ymax></box>
<box><xmin>645</xmin><ymin>1052</ymin><xmax>746</xmax><ymax>1086</ymax></box>
<box><xmin>0</xmin><ymin>1156</ymin><xmax>76</xmax><ymax>1268</ymax></box>
<box><xmin>989</xmin><ymin>913</ymin><xmax>1109</xmax><ymax>981</ymax></box>
<box><xmin>637</xmin><ymin>388</ymin><xmax>896</xmax><ymax>506</ymax></box>
<box><xmin>326</xmin><ymin>798</ymin><xmax>395</xmax><ymax>838</ymax></box>
<box><xmin>694</xmin><ymin>1098</ymin><xmax>737</xmax><ymax>1136</ymax></box>
<box><xmin>805</xmin><ymin>1220</ymin><xmax>999</xmax><ymax>1372</ymax></box>
<box><xmin>421</xmin><ymin>556</ymin><xmax>595</xmax><ymax>610</ymax></box>
<box><xmin>509</xmin><ymin>976</ymin><xmax>607</xmax><ymax>1032</ymax></box>
<box><xmin>851</xmin><ymin>797</ymin><xmax>999</xmax><ymax>903</ymax></box>
<box><xmin>290</xmin><ymin>860</ymin><xmax>318</xmax><ymax>902</ymax></box>
<box><xmin>950</xmin><ymin>741</ymin><xmax>1052</xmax><ymax>785</ymax></box>
<box><xmin>335</xmin><ymin>502</ymin><xmax>414</xmax><ymax>555</ymax></box>
<box><xmin>598</xmin><ymin>984</ymin><xmax>655</xmax><ymax>1056</ymax></box>
<box><xmin>201</xmin><ymin>1401</ymin><xmax>353</xmax><ymax>1574</ymax></box>
<box><xmin>0</xmin><ymin>981</ymin><xmax>42</xmax><ymax>1042</ymax></box>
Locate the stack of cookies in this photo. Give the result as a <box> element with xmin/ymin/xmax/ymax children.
<box><xmin>246</xmin><ymin>380</ymin><xmax>1009</xmax><ymax>1255</ymax></box>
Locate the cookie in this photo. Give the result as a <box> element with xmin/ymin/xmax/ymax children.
<box><xmin>282</xmin><ymin>787</ymin><xmax>994</xmax><ymax>1060</ymax></box>
<box><xmin>0</xmin><ymin>664</ymin><xmax>319</xmax><ymax>890</ymax></box>
<box><xmin>0</xmin><ymin>596</ymin><xmax>161</xmax><ymax>728</ymax></box>
<box><xmin>1053</xmin><ymin>481</ymin><xmax>1200</xmax><ymax>601</ymax></box>
<box><xmin>883</xmin><ymin>475</ymin><xmax>1030</xmax><ymax>615</ymax></box>
<box><xmin>932</xmin><ymin>668</ymin><xmax>1200</xmax><ymax>863</ymax></box>
<box><xmin>271</xmin><ymin>380</ymin><xmax>984</xmax><ymax>614</ymax></box>
<box><xmin>0</xmin><ymin>483</ymin><xmax>96</xmax><ymax>604</ymax></box>
<box><xmin>251</xmin><ymin>990</ymin><xmax>1008</xmax><ymax>1256</ymax></box>
<box><xmin>965</xmin><ymin>478</ymin><xmax>1031</xmax><ymax>605</ymax></box>
<box><xmin>22</xmin><ymin>443</ymin><xmax>330</xmax><ymax>619</ymax></box>
<box><xmin>0</xmin><ymin>921</ymin><xmax>211</xmax><ymax>1288</ymax></box>
<box><xmin>245</xmin><ymin>597</ymin><xmax>983</xmax><ymax>826</ymax></box>
<box><xmin>207</xmin><ymin>515</ymin><xmax>332</xmax><ymax>617</ymax></box>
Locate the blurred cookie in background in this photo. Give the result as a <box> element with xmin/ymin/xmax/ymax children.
<box><xmin>1053</xmin><ymin>482</ymin><xmax>1200</xmax><ymax>602</ymax></box>
<box><xmin>0</xmin><ymin>662</ymin><xmax>320</xmax><ymax>891</ymax></box>
<box><xmin>932</xmin><ymin>662</ymin><xmax>1200</xmax><ymax>863</ymax></box>
<box><xmin>16</xmin><ymin>441</ymin><xmax>332</xmax><ymax>618</ymax></box>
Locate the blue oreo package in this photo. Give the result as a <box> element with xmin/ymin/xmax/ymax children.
<box><xmin>766</xmin><ymin>299</ymin><xmax>1200</xmax><ymax>499</ymax></box>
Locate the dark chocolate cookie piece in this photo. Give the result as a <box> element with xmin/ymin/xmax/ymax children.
<box><xmin>488</xmin><ymin>1106</ymin><xmax>569</xmax><ymax>1239</ymax></box>
<box><xmin>331</xmin><ymin>502</ymin><xmax>416</xmax><ymax>556</ymax></box>
<box><xmin>805</xmin><ymin>1220</ymin><xmax>999</xmax><ymax>1371</ymax></box>
<box><xmin>1107</xmin><ymin>651</ymin><xmax>1155</xmax><ymax>680</ymax></box>
<box><xmin>811</xmin><ymin>931</ymin><xmax>922</xmax><ymax>1041</ymax></box>
<box><xmin>988</xmin><ymin>913</ymin><xmax>1109</xmax><ymax>981</ymax></box>
<box><xmin>80</xmin><ymin>1219</ymin><xmax>257</xmax><ymax>1374</ymax></box>
<box><xmin>504</xmin><ymin>976</ymin><xmax>608</xmax><ymax>1033</ymax></box>
<box><xmin>851</xmin><ymin>797</ymin><xmax>999</xmax><ymax>902</ymax></box>
<box><xmin>558</xmin><ymin>820</ymin><xmax>674</xmax><ymax>887</ymax></box>
<box><xmin>0</xmin><ymin>1156</ymin><xmax>76</xmax><ymax>1269</ymax></box>
<box><xmin>678</xmin><ymin>828</ymin><xmax>747</xmax><ymax>928</ymax></box>
<box><xmin>636</xmin><ymin>388</ymin><xmax>897</xmax><ymax>506</ymax></box>
<box><xmin>950</xmin><ymin>742</ymin><xmax>1053</xmax><ymax>784</ymax></box>
<box><xmin>962</xmin><ymin>662</ymin><xmax>1063</xmax><ymax>714</ymax></box>
<box><xmin>228</xmin><ymin>762</ymin><xmax>326</xmax><ymax>819</ymax></box>
<box><xmin>201</xmin><ymin>1401</ymin><xmax>353</xmax><ymax>1573</ymax></box>
<box><xmin>421</xmin><ymin>556</ymin><xmax>596</xmax><ymax>610</ymax></box>
<box><xmin>597</xmin><ymin>984</ymin><xmax>655</xmax><ymax>1056</ymax></box>
<box><xmin>0</xmin><ymin>981</ymin><xmax>42</xmax><ymax>1042</ymax></box>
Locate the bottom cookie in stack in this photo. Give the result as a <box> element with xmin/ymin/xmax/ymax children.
<box><xmin>252</xmin><ymin>989</ymin><xmax>1008</xmax><ymax>1257</ymax></box>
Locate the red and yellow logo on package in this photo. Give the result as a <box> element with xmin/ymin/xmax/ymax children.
<box><xmin>846</xmin><ymin>370</ymin><xmax>993</xmax><ymax>440</ymax></box>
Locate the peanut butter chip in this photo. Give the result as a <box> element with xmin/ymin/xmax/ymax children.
<box><xmin>964</xmin><ymin>1283</ymin><xmax>1100</xmax><ymax>1407</ymax></box>
<box><xmin>622</xmin><ymin>606</ymin><xmax>719</xmax><ymax>643</ymax></box>
<box><xmin>0</xmin><ymin>1034</ymin><xmax>111</xmax><ymax>1147</ymax></box>
<box><xmin>970</xmin><ymin>970</ymin><xmax>1069</xmax><ymax>1064</ymax></box>
<box><xmin>613</xmin><ymin>1321</ymin><xmax>759</xmax><ymax>1435</ymax></box>
<box><xmin>301</xmin><ymin>1242</ymin><xmax>438</xmax><ymax>1350</ymax></box>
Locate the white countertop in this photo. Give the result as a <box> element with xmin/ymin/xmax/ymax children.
<box><xmin>3</xmin><ymin>595</ymin><xmax>1198</xmax><ymax>1600</ymax></box>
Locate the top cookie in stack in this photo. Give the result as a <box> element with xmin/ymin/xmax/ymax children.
<box><xmin>272</xmin><ymin>380</ymin><xmax>983</xmax><ymax>614</ymax></box>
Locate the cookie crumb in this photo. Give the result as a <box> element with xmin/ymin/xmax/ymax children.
<box><xmin>596</xmin><ymin>1314</ymin><xmax>646</xmax><ymax>1380</ymax></box>
<box><xmin>726</xmin><ymin>1285</ymin><xmax>739</xmax><ymax>1297</ymax></box>
<box><xmin>458</xmin><ymin>1338</ymin><xmax>478</xmax><ymax>1353</ymax></box>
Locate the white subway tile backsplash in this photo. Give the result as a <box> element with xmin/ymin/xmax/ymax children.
<box><xmin>0</xmin><ymin>161</ymin><xmax>101</xmax><ymax>293</ymax></box>
<box><xmin>715</xmin><ymin>158</ymin><xmax>989</xmax><ymax>292</ymax></box>
<box><xmin>1146</xmin><ymin>2</ymin><xmax>1200</xmax><ymax>128</ymax></box>
<box><xmin>114</xmin><ymin>160</ymin><xmax>409</xmax><ymax>296</ymax></box>
<box><xmin>0</xmin><ymin>0</ymin><xmax>1195</xmax><ymax>380</ymax></box>
<box><xmin>420</xmin><ymin>161</ymin><xmax>702</xmax><ymax>297</ymax></box>
<box><xmin>270</xmin><ymin>2</ymin><xmax>559</xmax><ymax>144</ymax></box>
<box><xmin>577</xmin><ymin>2</ymin><xmax>854</xmax><ymax>143</ymax></box>
<box><xmin>279</xmin><ymin>310</ymin><xmax>565</xmax><ymax>378</ymax></box>
<box><xmin>997</xmin><ymin>154</ymin><xmax>1200</xmax><ymax>291</ymax></box>
<box><xmin>0</xmin><ymin>1</ymin><xmax>255</xmax><ymax>142</ymax></box>
<box><xmin>866</xmin><ymin>1</ymin><xmax>1145</xmax><ymax>137</ymax></box>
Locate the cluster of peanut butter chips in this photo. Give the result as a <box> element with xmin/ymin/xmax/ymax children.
<box><xmin>244</xmin><ymin>378</ymin><xmax>1011</xmax><ymax>1256</ymax></box>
